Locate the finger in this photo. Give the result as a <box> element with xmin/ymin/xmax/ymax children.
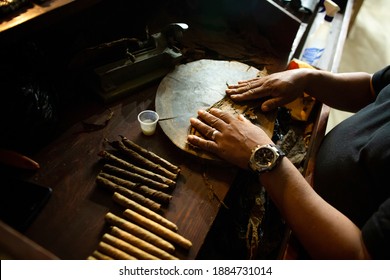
<box><xmin>228</xmin><ymin>90</ymin><xmax>264</xmax><ymax>101</ymax></box>
<box><xmin>226</xmin><ymin>82</ymin><xmax>252</xmax><ymax>93</ymax></box>
<box><xmin>261</xmin><ymin>96</ymin><xmax>286</xmax><ymax>112</ymax></box>
<box><xmin>237</xmin><ymin>78</ymin><xmax>259</xmax><ymax>84</ymax></box>
<box><xmin>208</xmin><ymin>108</ymin><xmax>237</xmax><ymax>124</ymax></box>
<box><xmin>187</xmin><ymin>135</ymin><xmax>218</xmax><ymax>153</ymax></box>
<box><xmin>237</xmin><ymin>113</ymin><xmax>248</xmax><ymax>122</ymax></box>
<box><xmin>236</xmin><ymin>79</ymin><xmax>263</xmax><ymax>89</ymax></box>
<box><xmin>226</xmin><ymin>80</ymin><xmax>256</xmax><ymax>93</ymax></box>
<box><xmin>197</xmin><ymin>110</ymin><xmax>226</xmax><ymax>130</ymax></box>
<box><xmin>227</xmin><ymin>78</ymin><xmax>258</xmax><ymax>88</ymax></box>
<box><xmin>189</xmin><ymin>117</ymin><xmax>214</xmax><ymax>138</ymax></box>
<box><xmin>226</xmin><ymin>82</ymin><xmax>269</xmax><ymax>101</ymax></box>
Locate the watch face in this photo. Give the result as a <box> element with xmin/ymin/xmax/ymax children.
<box><xmin>255</xmin><ymin>147</ymin><xmax>275</xmax><ymax>167</ymax></box>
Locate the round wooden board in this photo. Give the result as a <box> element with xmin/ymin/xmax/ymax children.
<box><xmin>155</xmin><ymin>59</ymin><xmax>270</xmax><ymax>161</ymax></box>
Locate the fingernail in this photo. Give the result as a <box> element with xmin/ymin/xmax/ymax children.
<box><xmin>190</xmin><ymin>117</ymin><xmax>200</xmax><ymax>123</ymax></box>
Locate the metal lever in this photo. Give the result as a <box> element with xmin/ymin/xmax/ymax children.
<box><xmin>163</xmin><ymin>23</ymin><xmax>189</xmax><ymax>50</ymax></box>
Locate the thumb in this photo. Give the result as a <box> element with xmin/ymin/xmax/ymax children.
<box><xmin>261</xmin><ymin>99</ymin><xmax>277</xmax><ymax>112</ymax></box>
<box><xmin>238</xmin><ymin>114</ymin><xmax>252</xmax><ymax>123</ymax></box>
<box><xmin>238</xmin><ymin>114</ymin><xmax>246</xmax><ymax>121</ymax></box>
<box><xmin>261</xmin><ymin>97</ymin><xmax>287</xmax><ymax>111</ymax></box>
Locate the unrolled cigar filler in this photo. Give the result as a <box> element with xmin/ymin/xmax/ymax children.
<box><xmin>90</xmin><ymin>23</ymin><xmax>188</xmax><ymax>102</ymax></box>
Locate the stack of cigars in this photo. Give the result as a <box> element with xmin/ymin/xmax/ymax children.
<box><xmin>87</xmin><ymin>136</ymin><xmax>192</xmax><ymax>260</ymax></box>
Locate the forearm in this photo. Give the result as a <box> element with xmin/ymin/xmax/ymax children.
<box><xmin>259</xmin><ymin>157</ymin><xmax>371</xmax><ymax>259</ymax></box>
<box><xmin>303</xmin><ymin>70</ymin><xmax>374</xmax><ymax>112</ymax></box>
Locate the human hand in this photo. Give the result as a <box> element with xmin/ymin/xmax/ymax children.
<box><xmin>187</xmin><ymin>108</ymin><xmax>273</xmax><ymax>169</ymax></box>
<box><xmin>226</xmin><ymin>68</ymin><xmax>310</xmax><ymax>112</ymax></box>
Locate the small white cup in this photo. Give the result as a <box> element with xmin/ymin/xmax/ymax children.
<box><xmin>138</xmin><ymin>110</ymin><xmax>159</xmax><ymax>136</ymax></box>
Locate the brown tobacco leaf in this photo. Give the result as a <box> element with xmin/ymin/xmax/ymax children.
<box><xmin>188</xmin><ymin>69</ymin><xmax>277</xmax><ymax>139</ymax></box>
<box><xmin>189</xmin><ymin>95</ymin><xmax>277</xmax><ymax>139</ymax></box>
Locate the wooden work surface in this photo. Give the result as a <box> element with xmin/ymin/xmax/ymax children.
<box><xmin>19</xmin><ymin>82</ymin><xmax>238</xmax><ymax>260</ymax></box>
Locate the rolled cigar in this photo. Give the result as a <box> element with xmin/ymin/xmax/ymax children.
<box><xmin>102</xmin><ymin>233</ymin><xmax>160</xmax><ymax>260</ymax></box>
<box><xmin>109</xmin><ymin>140</ymin><xmax>178</xmax><ymax>180</ymax></box>
<box><xmin>121</xmin><ymin>136</ymin><xmax>181</xmax><ymax>174</ymax></box>
<box><xmin>110</xmin><ymin>226</ymin><xmax>178</xmax><ymax>260</ymax></box>
<box><xmin>105</xmin><ymin>212</ymin><xmax>175</xmax><ymax>253</ymax></box>
<box><xmin>103</xmin><ymin>164</ymin><xmax>171</xmax><ymax>191</ymax></box>
<box><xmin>97</xmin><ymin>241</ymin><xmax>137</xmax><ymax>260</ymax></box>
<box><xmin>98</xmin><ymin>150</ymin><xmax>176</xmax><ymax>187</ymax></box>
<box><xmin>91</xmin><ymin>250</ymin><xmax>113</xmax><ymax>260</ymax></box>
<box><xmin>113</xmin><ymin>192</ymin><xmax>178</xmax><ymax>232</ymax></box>
<box><xmin>96</xmin><ymin>175</ymin><xmax>161</xmax><ymax>212</ymax></box>
<box><xmin>123</xmin><ymin>209</ymin><xmax>192</xmax><ymax>250</ymax></box>
<box><xmin>101</xmin><ymin>172</ymin><xmax>172</xmax><ymax>205</ymax></box>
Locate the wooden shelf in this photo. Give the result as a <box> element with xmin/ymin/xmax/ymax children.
<box><xmin>0</xmin><ymin>0</ymin><xmax>102</xmax><ymax>41</ymax></box>
<box><xmin>1</xmin><ymin>0</ymin><xmax>72</xmax><ymax>33</ymax></box>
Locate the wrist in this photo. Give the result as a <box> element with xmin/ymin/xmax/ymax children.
<box><xmin>248</xmin><ymin>143</ymin><xmax>285</xmax><ymax>173</ymax></box>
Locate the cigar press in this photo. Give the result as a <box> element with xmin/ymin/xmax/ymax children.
<box><xmin>93</xmin><ymin>23</ymin><xmax>188</xmax><ymax>102</ymax></box>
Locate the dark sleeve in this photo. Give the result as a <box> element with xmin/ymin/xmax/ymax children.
<box><xmin>372</xmin><ymin>65</ymin><xmax>390</xmax><ymax>96</ymax></box>
<box><xmin>362</xmin><ymin>197</ymin><xmax>390</xmax><ymax>259</ymax></box>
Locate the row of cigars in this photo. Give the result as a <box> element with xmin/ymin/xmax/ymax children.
<box><xmin>87</xmin><ymin>136</ymin><xmax>192</xmax><ymax>260</ymax></box>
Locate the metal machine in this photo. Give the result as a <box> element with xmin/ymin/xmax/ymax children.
<box><xmin>92</xmin><ymin>23</ymin><xmax>188</xmax><ymax>102</ymax></box>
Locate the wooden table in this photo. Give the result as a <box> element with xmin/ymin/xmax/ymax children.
<box><xmin>18</xmin><ymin>82</ymin><xmax>238</xmax><ymax>260</ymax></box>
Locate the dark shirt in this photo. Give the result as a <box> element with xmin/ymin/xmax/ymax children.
<box><xmin>314</xmin><ymin>65</ymin><xmax>390</xmax><ymax>259</ymax></box>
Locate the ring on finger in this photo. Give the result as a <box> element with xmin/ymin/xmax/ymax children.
<box><xmin>211</xmin><ymin>129</ymin><xmax>219</xmax><ymax>141</ymax></box>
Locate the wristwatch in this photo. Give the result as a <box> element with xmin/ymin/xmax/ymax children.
<box><xmin>249</xmin><ymin>144</ymin><xmax>285</xmax><ymax>173</ymax></box>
